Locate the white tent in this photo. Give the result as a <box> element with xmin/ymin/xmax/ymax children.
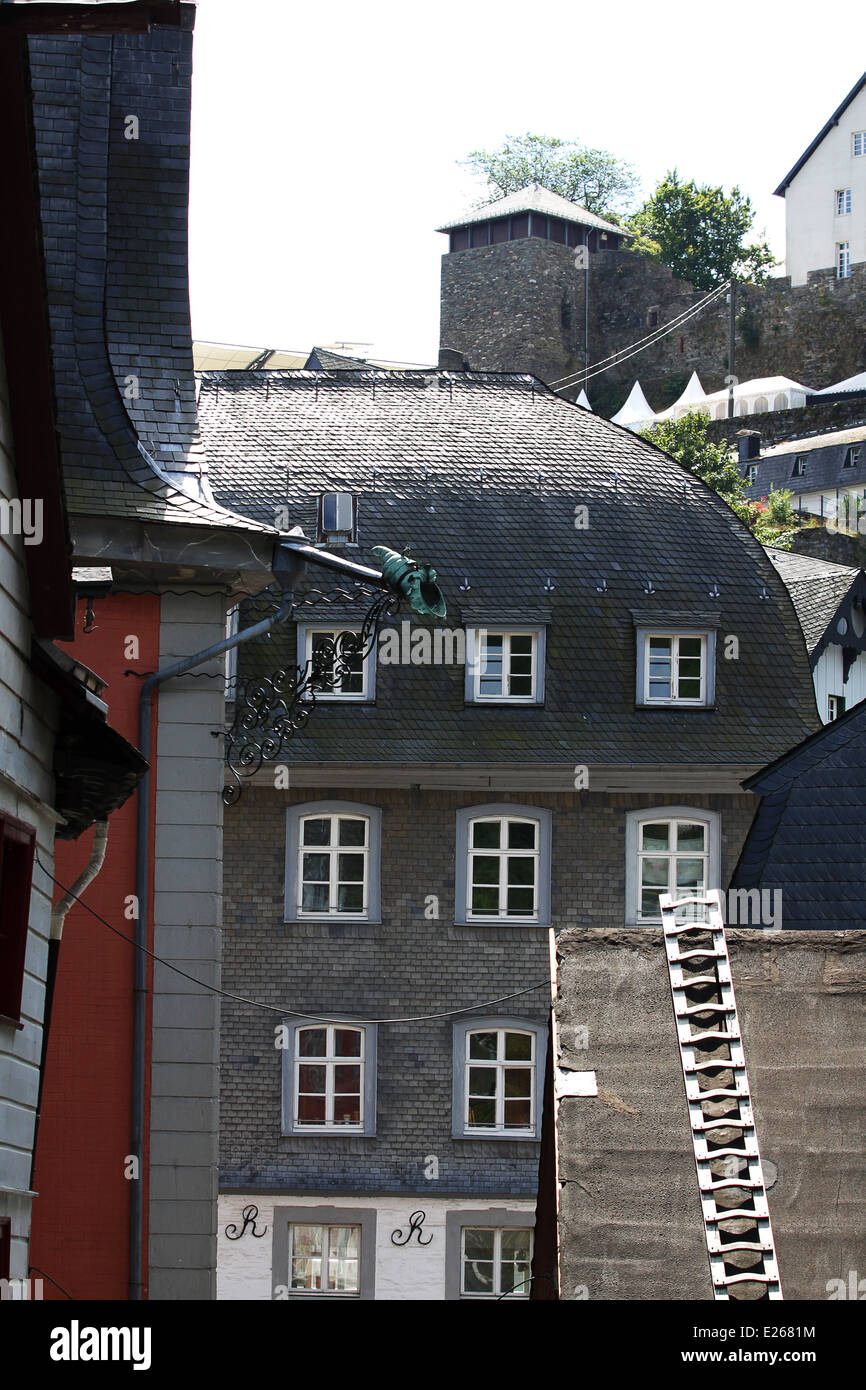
<box><xmin>655</xmin><ymin>370</ymin><xmax>708</xmax><ymax>421</ymax></box>
<box><xmin>610</xmin><ymin>380</ymin><xmax>657</xmax><ymax>431</ymax></box>
<box><xmin>815</xmin><ymin>370</ymin><xmax>866</xmax><ymax>395</ymax></box>
<box><xmin>576</xmin><ymin>389</ymin><xmax>592</xmax><ymax>410</ymax></box>
<box><xmin>700</xmin><ymin>376</ymin><xmax>814</xmax><ymax>420</ymax></box>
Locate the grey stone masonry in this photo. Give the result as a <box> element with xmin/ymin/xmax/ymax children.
<box><xmin>219</xmin><ymin>786</ymin><xmax>756</xmax><ymax>1196</ymax></box>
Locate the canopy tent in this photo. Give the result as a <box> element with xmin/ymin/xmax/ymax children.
<box><xmin>610</xmin><ymin>380</ymin><xmax>657</xmax><ymax>431</ymax></box>
<box><xmin>655</xmin><ymin>370</ymin><xmax>708</xmax><ymax>420</ymax></box>
<box><xmin>575</xmin><ymin>389</ymin><xmax>592</xmax><ymax>410</ymax></box>
<box><xmin>815</xmin><ymin>370</ymin><xmax>866</xmax><ymax>395</ymax></box>
<box><xmin>700</xmin><ymin>376</ymin><xmax>814</xmax><ymax>420</ymax></box>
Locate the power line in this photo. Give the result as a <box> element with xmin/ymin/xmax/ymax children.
<box><xmin>550</xmin><ymin>280</ymin><xmax>732</xmax><ymax>391</ymax></box>
<box><xmin>33</xmin><ymin>850</ymin><xmax>551</xmax><ymax>1026</ymax></box>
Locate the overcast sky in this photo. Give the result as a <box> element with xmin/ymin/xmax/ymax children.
<box><xmin>187</xmin><ymin>0</ymin><xmax>865</xmax><ymax>364</ymax></box>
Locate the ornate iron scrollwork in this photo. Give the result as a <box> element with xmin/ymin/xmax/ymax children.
<box><xmin>222</xmin><ymin>588</ymin><xmax>400</xmax><ymax>804</ymax></box>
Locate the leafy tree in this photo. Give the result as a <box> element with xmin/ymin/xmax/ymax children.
<box><xmin>462</xmin><ymin>133</ymin><xmax>638</xmax><ymax>218</ymax></box>
<box><xmin>640</xmin><ymin>411</ymin><xmax>745</xmax><ymax>499</ymax></box>
<box><xmin>629</xmin><ymin>170</ymin><xmax>777</xmax><ymax>289</ymax></box>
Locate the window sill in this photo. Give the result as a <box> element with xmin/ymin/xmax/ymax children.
<box><xmin>455</xmin><ymin>919</ymin><xmax>549</xmax><ymax>929</ymax></box>
<box><xmin>452</xmin><ymin>1132</ymin><xmax>541</xmax><ymax>1144</ymax></box>
<box><xmin>0</xmin><ymin>1013</ymin><xmax>24</xmax><ymax>1031</ymax></box>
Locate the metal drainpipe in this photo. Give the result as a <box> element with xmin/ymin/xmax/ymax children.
<box><xmin>128</xmin><ymin>541</ymin><xmax>397</xmax><ymax>1299</ymax></box>
<box><xmin>129</xmin><ymin>577</ymin><xmax>297</xmax><ymax>1299</ymax></box>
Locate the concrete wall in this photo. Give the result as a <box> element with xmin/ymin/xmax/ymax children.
<box><xmin>217</xmin><ymin>1192</ymin><xmax>536</xmax><ymax>1301</ymax></box>
<box><xmin>554</xmin><ymin>927</ymin><xmax>866</xmax><ymax>1300</ymax></box>
<box><xmin>0</xmin><ymin>330</ymin><xmax>59</xmax><ymax>1281</ymax></box>
<box><xmin>148</xmin><ymin>590</ymin><xmax>227</xmax><ymax>1299</ymax></box>
<box><xmin>784</xmin><ymin>85</ymin><xmax>866</xmax><ymax>286</ymax></box>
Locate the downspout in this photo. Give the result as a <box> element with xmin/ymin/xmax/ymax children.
<box><xmin>129</xmin><ymin>565</ymin><xmax>300</xmax><ymax>1300</ymax></box>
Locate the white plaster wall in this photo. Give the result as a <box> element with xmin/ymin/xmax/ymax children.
<box><xmin>793</xmin><ymin>485</ymin><xmax>866</xmax><ymax>524</ymax></box>
<box><xmin>785</xmin><ymin>85</ymin><xmax>866</xmax><ymax>284</ymax></box>
<box><xmin>217</xmin><ymin>1192</ymin><xmax>536</xmax><ymax>1301</ymax></box>
<box><xmin>0</xmin><ymin>327</ymin><xmax>59</xmax><ymax>1279</ymax></box>
<box><xmin>813</xmin><ymin>644</ymin><xmax>866</xmax><ymax>723</ymax></box>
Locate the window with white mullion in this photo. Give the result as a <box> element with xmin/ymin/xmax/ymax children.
<box><xmin>644</xmin><ymin>633</ymin><xmax>706</xmax><ymax>704</ymax></box>
<box><xmin>294</xmin><ymin>1024</ymin><xmax>364</xmax><ymax>1130</ymax></box>
<box><xmin>460</xmin><ymin>1226</ymin><xmax>533</xmax><ymax>1298</ymax></box>
<box><xmin>853</xmin><ymin>131</ymin><xmax>865</xmax><ymax>157</ymax></box>
<box><xmin>465</xmin><ymin>1028</ymin><xmax>535</xmax><ymax>1134</ymax></box>
<box><xmin>467</xmin><ymin>816</ymin><xmax>538</xmax><ymax>920</ymax></box>
<box><xmin>305</xmin><ymin>627</ymin><xmax>366</xmax><ymax>699</ymax></box>
<box><xmin>289</xmin><ymin>1223</ymin><xmax>361</xmax><ymax>1294</ymax></box>
<box><xmin>836</xmin><ymin>188</ymin><xmax>852</xmax><ymax>216</ymax></box>
<box><xmin>637</xmin><ymin>818</ymin><xmax>708</xmax><ymax>922</ymax></box>
<box><xmin>475</xmin><ymin>630</ymin><xmax>537</xmax><ymax>700</ymax></box>
<box><xmin>298</xmin><ymin>813</ymin><xmax>369</xmax><ymax>917</ymax></box>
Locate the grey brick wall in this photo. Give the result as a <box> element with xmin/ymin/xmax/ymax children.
<box><xmin>220</xmin><ymin>786</ymin><xmax>756</xmax><ymax>1197</ymax></box>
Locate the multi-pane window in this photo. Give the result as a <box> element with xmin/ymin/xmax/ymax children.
<box><xmin>853</xmin><ymin>131</ymin><xmax>865</xmax><ymax>157</ymax></box>
<box><xmin>792</xmin><ymin>455</ymin><xmax>808</xmax><ymax>477</ymax></box>
<box><xmin>289</xmin><ymin>1223</ymin><xmax>361</xmax><ymax>1294</ymax></box>
<box><xmin>836</xmin><ymin>188</ymin><xmax>852</xmax><ymax>215</ymax></box>
<box><xmin>844</xmin><ymin>445</ymin><xmax>862</xmax><ymax>468</ymax></box>
<box><xmin>637</xmin><ymin>819</ymin><xmax>708</xmax><ymax>921</ymax></box>
<box><xmin>467</xmin><ymin>816</ymin><xmax>538</xmax><ymax>920</ymax></box>
<box><xmin>645</xmin><ymin>634</ymin><xmax>705</xmax><ymax>703</ymax></box>
<box><xmin>464</xmin><ymin>1028</ymin><xmax>535</xmax><ymax>1134</ymax></box>
<box><xmin>828</xmin><ymin>694</ymin><xmax>846</xmax><ymax>721</ymax></box>
<box><xmin>305</xmin><ymin>627</ymin><xmax>366</xmax><ymax>699</ymax></box>
<box><xmin>747</xmin><ymin>464</ymin><xmax>759</xmax><ymax>486</ymax></box>
<box><xmin>470</xmin><ymin>629</ymin><xmax>539</xmax><ymax>701</ymax></box>
<box><xmin>298</xmin><ymin>813</ymin><xmax>368</xmax><ymax>917</ymax></box>
<box><xmin>837</xmin><ymin>242</ymin><xmax>851</xmax><ymax>279</ymax></box>
<box><xmin>460</xmin><ymin>1227</ymin><xmax>533</xmax><ymax>1298</ymax></box>
<box><xmin>294</xmin><ymin>1025</ymin><xmax>364</xmax><ymax>1130</ymax></box>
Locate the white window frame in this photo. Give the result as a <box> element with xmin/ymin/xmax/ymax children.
<box><xmin>459</xmin><ymin>1225</ymin><xmax>534</xmax><ymax>1299</ymax></box>
<box><xmin>287</xmin><ymin>1222</ymin><xmax>362</xmax><ymax>1296</ymax></box>
<box><xmin>844</xmin><ymin>445</ymin><xmax>862</xmax><ymax>469</ymax></box>
<box><xmin>297</xmin><ymin>811</ymin><xmax>368</xmax><ymax>918</ymax></box>
<box><xmin>291</xmin><ymin>1023</ymin><xmax>367</xmax><ymax>1133</ymax></box>
<box><xmin>465</xmin><ymin>626</ymin><xmax>545</xmax><ymax>704</ymax></box>
<box><xmin>298</xmin><ymin>623</ymin><xmax>373</xmax><ymax>702</ymax></box>
<box><xmin>837</xmin><ymin>241</ymin><xmax>851</xmax><ymax>279</ymax></box>
<box><xmin>625</xmin><ymin>807</ymin><xmax>721</xmax><ymax>926</ymax></box>
<box><xmin>792</xmin><ymin>455</ymin><xmax>808</xmax><ymax>478</ymax></box>
<box><xmin>853</xmin><ymin>131</ymin><xmax>865</xmax><ymax>157</ymax></box>
<box><xmin>455</xmin><ymin>804</ymin><xmax>552</xmax><ymax>928</ymax></box>
<box><xmin>836</xmin><ymin>188</ymin><xmax>852</xmax><ymax>216</ymax></box>
<box><xmin>285</xmin><ymin>802</ymin><xmax>382</xmax><ymax>923</ymax></box>
<box><xmin>451</xmin><ymin>1016</ymin><xmax>547</xmax><ymax>1140</ymax></box>
<box><xmin>640</xmin><ymin>632</ymin><xmax>708</xmax><ymax>706</ymax></box>
<box><xmin>828</xmin><ymin>694</ymin><xmax>846</xmax><ymax>721</ymax></box>
<box><xmin>444</xmin><ymin>1208</ymin><xmax>535</xmax><ymax>1299</ymax></box>
<box><xmin>273</xmin><ymin>1205</ymin><xmax>377</xmax><ymax>1300</ymax></box>
<box><xmin>462</xmin><ymin>1026</ymin><xmax>536</xmax><ymax>1137</ymax></box>
<box><xmin>747</xmin><ymin>464</ymin><xmax>759</xmax><ymax>486</ymax></box>
<box><xmin>466</xmin><ymin>814</ymin><xmax>538</xmax><ymax>922</ymax></box>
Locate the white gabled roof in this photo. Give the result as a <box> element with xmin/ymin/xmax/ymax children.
<box><xmin>611</xmin><ymin>380</ymin><xmax>657</xmax><ymax>430</ymax></box>
<box><xmin>816</xmin><ymin>370</ymin><xmax>866</xmax><ymax>395</ymax></box>
<box><xmin>436</xmin><ymin>183</ymin><xmax>631</xmax><ymax>237</ymax></box>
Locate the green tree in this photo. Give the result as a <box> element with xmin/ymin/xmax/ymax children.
<box><xmin>629</xmin><ymin>170</ymin><xmax>777</xmax><ymax>289</ymax></box>
<box><xmin>640</xmin><ymin>411</ymin><xmax>745</xmax><ymax>499</ymax></box>
<box><xmin>462</xmin><ymin>133</ymin><xmax>638</xmax><ymax>218</ymax></box>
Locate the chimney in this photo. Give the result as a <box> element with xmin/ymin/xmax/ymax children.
<box><xmin>438</xmin><ymin>347</ymin><xmax>470</xmax><ymax>371</ymax></box>
<box><xmin>737</xmin><ymin>429</ymin><xmax>761</xmax><ymax>463</ymax></box>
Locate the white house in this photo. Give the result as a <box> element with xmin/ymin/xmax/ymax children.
<box><xmin>775</xmin><ymin>73</ymin><xmax>866</xmax><ymax>286</ymax></box>
<box><xmin>766</xmin><ymin>548</ymin><xmax>866</xmax><ymax>724</ymax></box>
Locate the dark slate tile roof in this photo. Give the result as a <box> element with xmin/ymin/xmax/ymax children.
<box><xmin>730</xmin><ymin>699</ymin><xmax>866</xmax><ymax>928</ymax></box>
<box><xmin>26</xmin><ymin>27</ymin><xmax>272</xmax><ymax>535</ymax></box>
<box><xmin>765</xmin><ymin>548</ymin><xmax>860</xmax><ymax>654</ymax></box>
<box><xmin>197</xmin><ymin>369</ymin><xmax>819</xmax><ymax>767</ymax></box>
<box><xmin>742</xmin><ymin>425</ymin><xmax>866</xmax><ymax>501</ymax></box>
<box><xmin>305</xmin><ymin>348</ymin><xmax>372</xmax><ymax>371</ymax></box>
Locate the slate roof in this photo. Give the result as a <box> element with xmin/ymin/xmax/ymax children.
<box><xmin>774</xmin><ymin>72</ymin><xmax>866</xmax><ymax>195</ymax></box>
<box><xmin>742</xmin><ymin>424</ymin><xmax>866</xmax><ymax>500</ymax></box>
<box><xmin>196</xmin><ymin>368</ymin><xmax>818</xmax><ymax>767</ymax></box>
<box><xmin>730</xmin><ymin>698</ymin><xmax>866</xmax><ymax>928</ymax></box>
<box><xmin>305</xmin><ymin>347</ymin><xmax>372</xmax><ymax>371</ymax></box>
<box><xmin>764</xmin><ymin>548</ymin><xmax>860</xmax><ymax>655</ymax></box>
<box><xmin>26</xmin><ymin>24</ymin><xmax>273</xmax><ymax>536</ymax></box>
<box><xmin>436</xmin><ymin>184</ymin><xmax>630</xmax><ymax>237</ymax></box>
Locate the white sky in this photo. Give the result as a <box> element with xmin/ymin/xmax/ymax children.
<box><xmin>187</xmin><ymin>0</ymin><xmax>866</xmax><ymax>364</ymax></box>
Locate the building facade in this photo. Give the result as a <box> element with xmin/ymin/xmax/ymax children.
<box><xmin>196</xmin><ymin>367</ymin><xmax>817</xmax><ymax>1300</ymax></box>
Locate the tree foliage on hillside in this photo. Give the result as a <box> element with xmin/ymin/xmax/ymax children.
<box><xmin>463</xmin><ymin>133</ymin><xmax>638</xmax><ymax>218</ymax></box>
<box><xmin>629</xmin><ymin>171</ymin><xmax>776</xmax><ymax>289</ymax></box>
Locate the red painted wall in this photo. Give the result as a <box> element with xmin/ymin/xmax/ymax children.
<box><xmin>30</xmin><ymin>592</ymin><xmax>159</xmax><ymax>1299</ymax></box>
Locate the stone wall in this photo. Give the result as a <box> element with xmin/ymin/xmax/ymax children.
<box><xmin>706</xmin><ymin>394</ymin><xmax>866</xmax><ymax>449</ymax></box>
<box><xmin>439</xmin><ymin>240</ymin><xmax>866</xmax><ymax>415</ymax></box>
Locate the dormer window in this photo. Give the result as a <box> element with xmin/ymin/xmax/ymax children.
<box><xmin>747</xmin><ymin>464</ymin><xmax>759</xmax><ymax>486</ymax></box>
<box><xmin>844</xmin><ymin>446</ymin><xmax>862</xmax><ymax>469</ymax></box>
<box><xmin>465</xmin><ymin>627</ymin><xmax>545</xmax><ymax>704</ymax></box>
<box><xmin>317</xmin><ymin>492</ymin><xmax>357</xmax><ymax>545</ymax></box>
<box><xmin>792</xmin><ymin>456</ymin><xmax>808</xmax><ymax>478</ymax></box>
<box><xmin>634</xmin><ymin>625</ymin><xmax>717</xmax><ymax>708</ymax></box>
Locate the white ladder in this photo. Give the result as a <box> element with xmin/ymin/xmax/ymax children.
<box><xmin>660</xmin><ymin>889</ymin><xmax>782</xmax><ymax>1300</ymax></box>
